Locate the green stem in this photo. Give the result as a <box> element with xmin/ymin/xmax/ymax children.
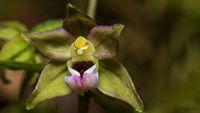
<box><xmin>20</xmin><ymin>72</ymin><xmax>35</xmax><ymax>98</ymax></box>
<box><xmin>78</xmin><ymin>93</ymin><xmax>90</xmax><ymax>113</ymax></box>
<box><xmin>0</xmin><ymin>60</ymin><xmax>45</xmax><ymax>72</ymax></box>
<box><xmin>87</xmin><ymin>0</ymin><xmax>98</xmax><ymax>19</ymax></box>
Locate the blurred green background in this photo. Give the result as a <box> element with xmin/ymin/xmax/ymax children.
<box><xmin>1</xmin><ymin>0</ymin><xmax>200</xmax><ymax>113</ymax></box>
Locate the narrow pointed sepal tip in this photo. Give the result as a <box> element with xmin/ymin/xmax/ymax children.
<box><xmin>135</xmin><ymin>103</ymin><xmax>144</xmax><ymax>112</ymax></box>
<box><xmin>26</xmin><ymin>97</ymin><xmax>36</xmax><ymax>110</ymax></box>
<box><xmin>137</xmin><ymin>108</ymin><xmax>144</xmax><ymax>113</ymax></box>
<box><xmin>119</xmin><ymin>24</ymin><xmax>125</xmax><ymax>31</ymax></box>
<box><xmin>67</xmin><ymin>3</ymin><xmax>74</xmax><ymax>9</ymax></box>
<box><xmin>117</xmin><ymin>24</ymin><xmax>125</xmax><ymax>29</ymax></box>
<box><xmin>26</xmin><ymin>102</ymin><xmax>33</xmax><ymax>110</ymax></box>
<box><xmin>66</xmin><ymin>3</ymin><xmax>81</xmax><ymax>16</ymax></box>
<box><xmin>114</xmin><ymin>24</ymin><xmax>125</xmax><ymax>37</ymax></box>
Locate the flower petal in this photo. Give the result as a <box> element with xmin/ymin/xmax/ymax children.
<box><xmin>65</xmin><ymin>75</ymin><xmax>84</xmax><ymax>93</ymax></box>
<box><xmin>87</xmin><ymin>24</ymin><xmax>124</xmax><ymax>59</ymax></box>
<box><xmin>96</xmin><ymin>59</ymin><xmax>143</xmax><ymax>112</ymax></box>
<box><xmin>68</xmin><ymin>66</ymin><xmax>81</xmax><ymax>76</ymax></box>
<box><xmin>63</xmin><ymin>4</ymin><xmax>96</xmax><ymax>37</ymax></box>
<box><xmin>26</xmin><ymin>62</ymin><xmax>71</xmax><ymax>110</ymax></box>
<box><xmin>84</xmin><ymin>64</ymin><xmax>97</xmax><ymax>74</ymax></box>
<box><xmin>23</xmin><ymin>28</ymin><xmax>75</xmax><ymax>61</ymax></box>
<box><xmin>82</xmin><ymin>72</ymin><xmax>99</xmax><ymax>90</ymax></box>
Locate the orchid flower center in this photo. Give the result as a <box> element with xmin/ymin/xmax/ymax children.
<box><xmin>65</xmin><ymin>37</ymin><xmax>98</xmax><ymax>94</ymax></box>
<box><xmin>73</xmin><ymin>36</ymin><xmax>88</xmax><ymax>55</ymax></box>
<box><xmin>72</xmin><ymin>61</ymin><xmax>94</xmax><ymax>77</ymax></box>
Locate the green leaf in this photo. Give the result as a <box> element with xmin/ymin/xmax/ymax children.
<box><xmin>88</xmin><ymin>24</ymin><xmax>124</xmax><ymax>59</ymax></box>
<box><xmin>0</xmin><ymin>21</ymin><xmax>27</xmax><ymax>46</ymax></box>
<box><xmin>0</xmin><ymin>21</ymin><xmax>27</xmax><ymax>32</ymax></box>
<box><xmin>23</xmin><ymin>28</ymin><xmax>75</xmax><ymax>61</ymax></box>
<box><xmin>32</xmin><ymin>19</ymin><xmax>64</xmax><ymax>32</ymax></box>
<box><xmin>0</xmin><ymin>61</ymin><xmax>45</xmax><ymax>72</ymax></box>
<box><xmin>0</xmin><ymin>21</ymin><xmax>31</xmax><ymax>62</ymax></box>
<box><xmin>97</xmin><ymin>59</ymin><xmax>143</xmax><ymax>112</ymax></box>
<box><xmin>0</xmin><ymin>27</ymin><xmax>20</xmax><ymax>40</ymax></box>
<box><xmin>63</xmin><ymin>4</ymin><xmax>96</xmax><ymax>37</ymax></box>
<box><xmin>13</xmin><ymin>46</ymin><xmax>35</xmax><ymax>62</ymax></box>
<box><xmin>0</xmin><ymin>36</ymin><xmax>33</xmax><ymax>62</ymax></box>
<box><xmin>26</xmin><ymin>62</ymin><xmax>71</xmax><ymax>110</ymax></box>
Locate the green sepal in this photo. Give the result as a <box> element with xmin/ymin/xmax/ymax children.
<box><xmin>97</xmin><ymin>59</ymin><xmax>143</xmax><ymax>112</ymax></box>
<box><xmin>23</xmin><ymin>28</ymin><xmax>75</xmax><ymax>61</ymax></box>
<box><xmin>93</xmin><ymin>90</ymin><xmax>138</xmax><ymax>113</ymax></box>
<box><xmin>0</xmin><ymin>37</ymin><xmax>33</xmax><ymax>62</ymax></box>
<box><xmin>26</xmin><ymin>62</ymin><xmax>71</xmax><ymax>110</ymax></box>
<box><xmin>88</xmin><ymin>24</ymin><xmax>124</xmax><ymax>59</ymax></box>
<box><xmin>63</xmin><ymin>4</ymin><xmax>96</xmax><ymax>37</ymax></box>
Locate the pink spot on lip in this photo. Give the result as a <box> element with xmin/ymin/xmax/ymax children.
<box><xmin>65</xmin><ymin>71</ymin><xmax>98</xmax><ymax>94</ymax></box>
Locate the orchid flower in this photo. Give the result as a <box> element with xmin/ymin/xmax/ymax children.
<box><xmin>24</xmin><ymin>4</ymin><xmax>143</xmax><ymax>113</ymax></box>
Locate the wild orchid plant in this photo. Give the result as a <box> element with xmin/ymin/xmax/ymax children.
<box><xmin>24</xmin><ymin>4</ymin><xmax>143</xmax><ymax>113</ymax></box>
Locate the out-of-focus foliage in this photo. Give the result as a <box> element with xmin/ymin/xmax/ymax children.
<box><xmin>32</xmin><ymin>19</ymin><xmax>63</xmax><ymax>32</ymax></box>
<box><xmin>0</xmin><ymin>19</ymin><xmax>70</xmax><ymax>113</ymax></box>
<box><xmin>0</xmin><ymin>21</ymin><xmax>44</xmax><ymax>79</ymax></box>
<box><xmin>98</xmin><ymin>0</ymin><xmax>200</xmax><ymax>113</ymax></box>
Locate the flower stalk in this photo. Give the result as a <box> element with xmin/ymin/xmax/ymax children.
<box><xmin>87</xmin><ymin>0</ymin><xmax>98</xmax><ymax>19</ymax></box>
<box><xmin>79</xmin><ymin>93</ymin><xmax>90</xmax><ymax>113</ymax></box>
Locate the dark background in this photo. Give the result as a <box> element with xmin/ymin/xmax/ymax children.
<box><xmin>1</xmin><ymin>0</ymin><xmax>200</xmax><ymax>113</ymax></box>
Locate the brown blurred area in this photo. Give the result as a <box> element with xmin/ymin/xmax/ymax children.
<box><xmin>0</xmin><ymin>0</ymin><xmax>67</xmax><ymax>28</ymax></box>
<box><xmin>1</xmin><ymin>0</ymin><xmax>200</xmax><ymax>113</ymax></box>
<box><xmin>0</xmin><ymin>70</ymin><xmax>24</xmax><ymax>101</ymax></box>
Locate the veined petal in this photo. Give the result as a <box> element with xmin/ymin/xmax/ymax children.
<box><xmin>65</xmin><ymin>75</ymin><xmax>85</xmax><ymax>94</ymax></box>
<box><xmin>65</xmin><ymin>62</ymin><xmax>99</xmax><ymax>94</ymax></box>
<box><xmin>63</xmin><ymin>4</ymin><xmax>96</xmax><ymax>37</ymax></box>
<box><xmin>26</xmin><ymin>62</ymin><xmax>71</xmax><ymax>110</ymax></box>
<box><xmin>23</xmin><ymin>28</ymin><xmax>75</xmax><ymax>61</ymax></box>
<box><xmin>88</xmin><ymin>24</ymin><xmax>124</xmax><ymax>59</ymax></box>
<box><xmin>96</xmin><ymin>59</ymin><xmax>143</xmax><ymax>112</ymax></box>
<box><xmin>82</xmin><ymin>72</ymin><xmax>99</xmax><ymax>90</ymax></box>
